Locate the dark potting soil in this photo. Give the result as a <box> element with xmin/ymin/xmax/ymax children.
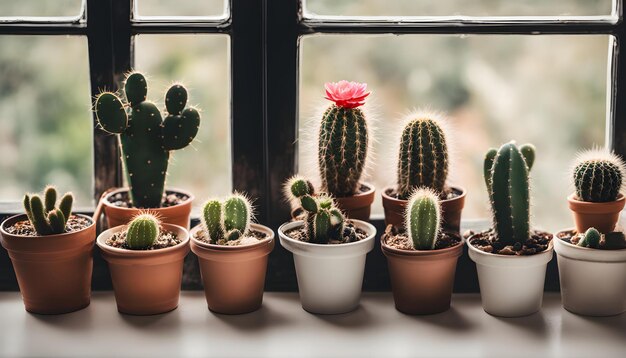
<box><xmin>557</xmin><ymin>229</ymin><xmax>626</xmax><ymax>250</ymax></box>
<box><xmin>106</xmin><ymin>229</ymin><xmax>181</xmax><ymax>250</ymax></box>
<box><xmin>107</xmin><ymin>191</ymin><xmax>189</xmax><ymax>209</ymax></box>
<box><xmin>381</xmin><ymin>224</ymin><xmax>462</xmax><ymax>251</ymax></box>
<box><xmin>467</xmin><ymin>229</ymin><xmax>552</xmax><ymax>256</ymax></box>
<box><xmin>286</xmin><ymin>221</ymin><xmax>367</xmax><ymax>244</ymax></box>
<box><xmin>193</xmin><ymin>228</ymin><xmax>268</xmax><ymax>246</ymax></box>
<box><xmin>5</xmin><ymin>216</ymin><xmax>92</xmax><ymax>237</ymax></box>
<box><xmin>386</xmin><ymin>186</ymin><xmax>461</xmax><ymax>201</ymax></box>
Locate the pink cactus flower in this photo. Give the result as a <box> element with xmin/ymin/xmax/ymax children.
<box><xmin>324</xmin><ymin>80</ymin><xmax>370</xmax><ymax>109</ymax></box>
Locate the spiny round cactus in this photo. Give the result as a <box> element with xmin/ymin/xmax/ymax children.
<box><xmin>397</xmin><ymin>113</ymin><xmax>449</xmax><ymax>199</ymax></box>
<box><xmin>23</xmin><ymin>186</ymin><xmax>74</xmax><ymax>236</ymax></box>
<box><xmin>572</xmin><ymin>149</ymin><xmax>626</xmax><ymax>203</ymax></box>
<box><xmin>94</xmin><ymin>72</ymin><xmax>201</xmax><ymax>208</ymax></box>
<box><xmin>318</xmin><ymin>81</ymin><xmax>370</xmax><ymax>197</ymax></box>
<box><xmin>201</xmin><ymin>194</ymin><xmax>253</xmax><ymax>243</ymax></box>
<box><xmin>577</xmin><ymin>227</ymin><xmax>601</xmax><ymax>248</ymax></box>
<box><xmin>405</xmin><ymin>188</ymin><xmax>441</xmax><ymax>250</ymax></box>
<box><xmin>126</xmin><ymin>214</ymin><xmax>160</xmax><ymax>250</ymax></box>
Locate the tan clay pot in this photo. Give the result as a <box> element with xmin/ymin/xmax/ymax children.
<box><xmin>0</xmin><ymin>214</ymin><xmax>96</xmax><ymax>314</ymax></box>
<box><xmin>382</xmin><ymin>236</ymin><xmax>464</xmax><ymax>315</ymax></box>
<box><xmin>190</xmin><ymin>224</ymin><xmax>275</xmax><ymax>314</ymax></box>
<box><xmin>567</xmin><ymin>193</ymin><xmax>625</xmax><ymax>234</ymax></box>
<box><xmin>382</xmin><ymin>186</ymin><xmax>466</xmax><ymax>233</ymax></box>
<box><xmin>97</xmin><ymin>223</ymin><xmax>189</xmax><ymax>315</ymax></box>
<box><xmin>102</xmin><ymin>187</ymin><xmax>194</xmax><ymax>230</ymax></box>
<box><xmin>334</xmin><ymin>182</ymin><xmax>376</xmax><ymax>221</ymax></box>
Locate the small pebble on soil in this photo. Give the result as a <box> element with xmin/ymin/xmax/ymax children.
<box><xmin>469</xmin><ymin>229</ymin><xmax>552</xmax><ymax>255</ymax></box>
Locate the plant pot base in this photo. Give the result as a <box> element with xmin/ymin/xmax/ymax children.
<box><xmin>25</xmin><ymin>300</ymin><xmax>90</xmax><ymax>315</ymax></box>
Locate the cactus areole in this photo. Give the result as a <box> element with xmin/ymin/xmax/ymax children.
<box><xmin>95</xmin><ymin>72</ymin><xmax>200</xmax><ymax>208</ymax></box>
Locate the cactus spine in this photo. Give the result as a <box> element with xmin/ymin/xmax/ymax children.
<box><xmin>484</xmin><ymin>142</ymin><xmax>535</xmax><ymax>245</ymax></box>
<box><xmin>201</xmin><ymin>194</ymin><xmax>252</xmax><ymax>243</ymax></box>
<box><xmin>577</xmin><ymin>227</ymin><xmax>601</xmax><ymax>248</ymax></box>
<box><xmin>406</xmin><ymin>188</ymin><xmax>441</xmax><ymax>250</ymax></box>
<box><xmin>126</xmin><ymin>214</ymin><xmax>160</xmax><ymax>250</ymax></box>
<box><xmin>572</xmin><ymin>149</ymin><xmax>626</xmax><ymax>203</ymax></box>
<box><xmin>397</xmin><ymin>115</ymin><xmax>449</xmax><ymax>199</ymax></box>
<box><xmin>23</xmin><ymin>186</ymin><xmax>74</xmax><ymax>236</ymax></box>
<box><xmin>94</xmin><ymin>73</ymin><xmax>201</xmax><ymax>208</ymax></box>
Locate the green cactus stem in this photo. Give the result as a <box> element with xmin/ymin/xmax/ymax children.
<box><xmin>23</xmin><ymin>186</ymin><xmax>74</xmax><ymax>236</ymax></box>
<box><xmin>577</xmin><ymin>227</ymin><xmax>601</xmax><ymax>248</ymax></box>
<box><xmin>201</xmin><ymin>194</ymin><xmax>253</xmax><ymax>244</ymax></box>
<box><xmin>572</xmin><ymin>149</ymin><xmax>626</xmax><ymax>203</ymax></box>
<box><xmin>405</xmin><ymin>188</ymin><xmax>441</xmax><ymax>250</ymax></box>
<box><xmin>126</xmin><ymin>214</ymin><xmax>160</xmax><ymax>250</ymax></box>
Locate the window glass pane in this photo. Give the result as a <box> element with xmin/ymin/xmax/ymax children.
<box><xmin>0</xmin><ymin>0</ymin><xmax>82</xmax><ymax>18</ymax></box>
<box><xmin>0</xmin><ymin>36</ymin><xmax>92</xmax><ymax>207</ymax></box>
<box><xmin>135</xmin><ymin>0</ymin><xmax>225</xmax><ymax>17</ymax></box>
<box><xmin>305</xmin><ymin>0</ymin><xmax>612</xmax><ymax>17</ymax></box>
<box><xmin>134</xmin><ymin>35</ymin><xmax>231</xmax><ymax>211</ymax></box>
<box><xmin>299</xmin><ymin>35</ymin><xmax>609</xmax><ymax>232</ymax></box>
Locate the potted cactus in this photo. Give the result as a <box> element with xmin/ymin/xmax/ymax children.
<box><xmin>467</xmin><ymin>141</ymin><xmax>553</xmax><ymax>317</ymax></box>
<box><xmin>278</xmin><ymin>176</ymin><xmax>376</xmax><ymax>314</ymax></box>
<box><xmin>0</xmin><ymin>186</ymin><xmax>95</xmax><ymax>314</ymax></box>
<box><xmin>189</xmin><ymin>193</ymin><xmax>275</xmax><ymax>314</ymax></box>
<box><xmin>94</xmin><ymin>72</ymin><xmax>200</xmax><ymax>229</ymax></box>
<box><xmin>381</xmin><ymin>188</ymin><xmax>464</xmax><ymax>315</ymax></box>
<box><xmin>382</xmin><ymin>112</ymin><xmax>466</xmax><ymax>233</ymax></box>
<box><xmin>96</xmin><ymin>213</ymin><xmax>189</xmax><ymax>315</ymax></box>
<box><xmin>301</xmin><ymin>80</ymin><xmax>375</xmax><ymax>220</ymax></box>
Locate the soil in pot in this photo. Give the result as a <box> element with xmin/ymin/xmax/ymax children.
<box><xmin>105</xmin><ymin>228</ymin><xmax>183</xmax><ymax>250</ymax></box>
<box><xmin>468</xmin><ymin>229</ymin><xmax>552</xmax><ymax>255</ymax></box>
<box><xmin>383</xmin><ymin>225</ymin><xmax>461</xmax><ymax>250</ymax></box>
<box><xmin>193</xmin><ymin>228</ymin><xmax>269</xmax><ymax>246</ymax></box>
<box><xmin>107</xmin><ymin>190</ymin><xmax>189</xmax><ymax>208</ymax></box>
<box><xmin>5</xmin><ymin>216</ymin><xmax>92</xmax><ymax>236</ymax></box>
<box><xmin>386</xmin><ymin>186</ymin><xmax>462</xmax><ymax>202</ymax></box>
<box><xmin>556</xmin><ymin>229</ymin><xmax>626</xmax><ymax>250</ymax></box>
<box><xmin>284</xmin><ymin>221</ymin><xmax>367</xmax><ymax>244</ymax></box>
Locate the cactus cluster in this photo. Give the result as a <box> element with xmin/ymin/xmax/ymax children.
<box><xmin>202</xmin><ymin>194</ymin><xmax>252</xmax><ymax>243</ymax></box>
<box><xmin>577</xmin><ymin>227</ymin><xmax>601</xmax><ymax>249</ymax></box>
<box><xmin>405</xmin><ymin>188</ymin><xmax>441</xmax><ymax>250</ymax></box>
<box><xmin>95</xmin><ymin>72</ymin><xmax>201</xmax><ymax>209</ymax></box>
<box><xmin>483</xmin><ymin>142</ymin><xmax>536</xmax><ymax>245</ymax></box>
<box><xmin>23</xmin><ymin>186</ymin><xmax>73</xmax><ymax>236</ymax></box>
<box><xmin>397</xmin><ymin>114</ymin><xmax>449</xmax><ymax>199</ymax></box>
<box><xmin>572</xmin><ymin>149</ymin><xmax>626</xmax><ymax>203</ymax></box>
<box><xmin>126</xmin><ymin>214</ymin><xmax>160</xmax><ymax>250</ymax></box>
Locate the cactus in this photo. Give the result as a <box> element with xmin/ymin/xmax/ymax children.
<box><xmin>23</xmin><ymin>186</ymin><xmax>74</xmax><ymax>236</ymax></box>
<box><xmin>126</xmin><ymin>214</ymin><xmax>160</xmax><ymax>250</ymax></box>
<box><xmin>572</xmin><ymin>149</ymin><xmax>626</xmax><ymax>203</ymax></box>
<box><xmin>405</xmin><ymin>188</ymin><xmax>441</xmax><ymax>250</ymax></box>
<box><xmin>201</xmin><ymin>194</ymin><xmax>253</xmax><ymax>243</ymax></box>
<box><xmin>94</xmin><ymin>72</ymin><xmax>200</xmax><ymax>208</ymax></box>
<box><xmin>577</xmin><ymin>227</ymin><xmax>601</xmax><ymax>248</ymax></box>
<box><xmin>397</xmin><ymin>114</ymin><xmax>449</xmax><ymax>199</ymax></box>
<box><xmin>484</xmin><ymin>142</ymin><xmax>535</xmax><ymax>245</ymax></box>
<box><xmin>318</xmin><ymin>81</ymin><xmax>370</xmax><ymax>197</ymax></box>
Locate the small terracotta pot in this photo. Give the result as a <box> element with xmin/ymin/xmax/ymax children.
<box><xmin>102</xmin><ymin>187</ymin><xmax>194</xmax><ymax>230</ymax></box>
<box><xmin>190</xmin><ymin>223</ymin><xmax>275</xmax><ymax>314</ymax></box>
<box><xmin>382</xmin><ymin>236</ymin><xmax>464</xmax><ymax>315</ymax></box>
<box><xmin>382</xmin><ymin>186</ymin><xmax>466</xmax><ymax>233</ymax></box>
<box><xmin>97</xmin><ymin>223</ymin><xmax>189</xmax><ymax>315</ymax></box>
<box><xmin>0</xmin><ymin>214</ymin><xmax>96</xmax><ymax>314</ymax></box>
<box><xmin>334</xmin><ymin>182</ymin><xmax>376</xmax><ymax>221</ymax></box>
<box><xmin>567</xmin><ymin>193</ymin><xmax>625</xmax><ymax>234</ymax></box>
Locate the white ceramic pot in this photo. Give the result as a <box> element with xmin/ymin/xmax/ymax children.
<box><xmin>554</xmin><ymin>229</ymin><xmax>626</xmax><ymax>316</ymax></box>
<box><xmin>278</xmin><ymin>220</ymin><xmax>376</xmax><ymax>314</ymax></box>
<box><xmin>468</xmin><ymin>237</ymin><xmax>554</xmax><ymax>317</ymax></box>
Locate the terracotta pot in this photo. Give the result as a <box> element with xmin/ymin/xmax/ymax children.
<box><xmin>382</xmin><ymin>236</ymin><xmax>464</xmax><ymax>315</ymax></box>
<box><xmin>102</xmin><ymin>187</ymin><xmax>194</xmax><ymax>230</ymax></box>
<box><xmin>334</xmin><ymin>182</ymin><xmax>376</xmax><ymax>221</ymax></box>
<box><xmin>0</xmin><ymin>214</ymin><xmax>95</xmax><ymax>314</ymax></box>
<box><xmin>382</xmin><ymin>186</ymin><xmax>466</xmax><ymax>233</ymax></box>
<box><xmin>554</xmin><ymin>229</ymin><xmax>626</xmax><ymax>316</ymax></box>
<box><xmin>567</xmin><ymin>193</ymin><xmax>625</xmax><ymax>234</ymax></box>
<box><xmin>97</xmin><ymin>223</ymin><xmax>189</xmax><ymax>315</ymax></box>
<box><xmin>190</xmin><ymin>223</ymin><xmax>275</xmax><ymax>314</ymax></box>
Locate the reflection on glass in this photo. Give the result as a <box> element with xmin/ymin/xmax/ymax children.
<box><xmin>135</xmin><ymin>0</ymin><xmax>225</xmax><ymax>17</ymax></box>
<box><xmin>0</xmin><ymin>0</ymin><xmax>83</xmax><ymax>18</ymax></box>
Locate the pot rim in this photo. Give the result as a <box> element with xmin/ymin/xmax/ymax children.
<box><xmin>381</xmin><ymin>235</ymin><xmax>465</xmax><ymax>259</ymax></box>
<box><xmin>96</xmin><ymin>222</ymin><xmax>189</xmax><ymax>256</ymax></box>
<box><xmin>335</xmin><ymin>181</ymin><xmax>375</xmax><ymax>198</ymax></box>
<box><xmin>278</xmin><ymin>219</ymin><xmax>375</xmax><ymax>248</ymax></box>
<box><xmin>189</xmin><ymin>223</ymin><xmax>275</xmax><ymax>252</ymax></box>
<box><xmin>567</xmin><ymin>193</ymin><xmax>625</xmax><ymax>214</ymax></box>
<box><xmin>0</xmin><ymin>213</ymin><xmax>95</xmax><ymax>241</ymax></box>
<box><xmin>467</xmin><ymin>231</ymin><xmax>554</xmax><ymax>267</ymax></box>
<box><xmin>554</xmin><ymin>228</ymin><xmax>626</xmax><ymax>262</ymax></box>
<box><xmin>381</xmin><ymin>185</ymin><xmax>466</xmax><ymax>205</ymax></box>
<box><xmin>102</xmin><ymin>187</ymin><xmax>195</xmax><ymax>212</ymax></box>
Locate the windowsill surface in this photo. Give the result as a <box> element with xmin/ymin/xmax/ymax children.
<box><xmin>1</xmin><ymin>292</ymin><xmax>624</xmax><ymax>357</ymax></box>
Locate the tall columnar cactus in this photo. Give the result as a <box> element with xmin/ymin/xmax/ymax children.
<box><xmin>577</xmin><ymin>227</ymin><xmax>601</xmax><ymax>248</ymax></box>
<box><xmin>571</xmin><ymin>149</ymin><xmax>626</xmax><ymax>203</ymax></box>
<box><xmin>23</xmin><ymin>186</ymin><xmax>74</xmax><ymax>235</ymax></box>
<box><xmin>126</xmin><ymin>214</ymin><xmax>160</xmax><ymax>250</ymax></box>
<box><xmin>95</xmin><ymin>72</ymin><xmax>201</xmax><ymax>208</ymax></box>
<box><xmin>397</xmin><ymin>114</ymin><xmax>449</xmax><ymax>199</ymax></box>
<box><xmin>484</xmin><ymin>142</ymin><xmax>535</xmax><ymax>245</ymax></box>
<box><xmin>405</xmin><ymin>188</ymin><xmax>441</xmax><ymax>250</ymax></box>
<box><xmin>318</xmin><ymin>81</ymin><xmax>370</xmax><ymax>197</ymax></box>
<box><xmin>202</xmin><ymin>194</ymin><xmax>252</xmax><ymax>243</ymax></box>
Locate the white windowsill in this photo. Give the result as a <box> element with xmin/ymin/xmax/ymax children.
<box><xmin>0</xmin><ymin>292</ymin><xmax>624</xmax><ymax>357</ymax></box>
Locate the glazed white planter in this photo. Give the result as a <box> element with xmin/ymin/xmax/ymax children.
<box><xmin>468</xmin><ymin>238</ymin><xmax>554</xmax><ymax>317</ymax></box>
<box><xmin>554</xmin><ymin>230</ymin><xmax>626</xmax><ymax>316</ymax></box>
<box><xmin>278</xmin><ymin>220</ymin><xmax>376</xmax><ymax>314</ymax></box>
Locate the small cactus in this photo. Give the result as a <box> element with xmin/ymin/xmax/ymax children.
<box><xmin>405</xmin><ymin>188</ymin><xmax>441</xmax><ymax>250</ymax></box>
<box><xmin>94</xmin><ymin>72</ymin><xmax>201</xmax><ymax>208</ymax></box>
<box><xmin>484</xmin><ymin>142</ymin><xmax>535</xmax><ymax>245</ymax></box>
<box><xmin>201</xmin><ymin>194</ymin><xmax>253</xmax><ymax>243</ymax></box>
<box><xmin>126</xmin><ymin>214</ymin><xmax>160</xmax><ymax>250</ymax></box>
<box><xmin>397</xmin><ymin>113</ymin><xmax>449</xmax><ymax>199</ymax></box>
<box><xmin>577</xmin><ymin>227</ymin><xmax>601</xmax><ymax>248</ymax></box>
<box><xmin>318</xmin><ymin>81</ymin><xmax>370</xmax><ymax>197</ymax></box>
<box><xmin>23</xmin><ymin>186</ymin><xmax>74</xmax><ymax>236</ymax></box>
<box><xmin>571</xmin><ymin>148</ymin><xmax>626</xmax><ymax>203</ymax></box>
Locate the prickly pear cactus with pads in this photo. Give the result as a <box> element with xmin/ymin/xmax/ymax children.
<box><xmin>23</xmin><ymin>186</ymin><xmax>74</xmax><ymax>235</ymax></box>
<box><xmin>572</xmin><ymin>149</ymin><xmax>626</xmax><ymax>203</ymax></box>
<box><xmin>405</xmin><ymin>188</ymin><xmax>441</xmax><ymax>250</ymax></box>
<box><xmin>201</xmin><ymin>194</ymin><xmax>253</xmax><ymax>243</ymax></box>
<box><xmin>126</xmin><ymin>214</ymin><xmax>160</xmax><ymax>250</ymax></box>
